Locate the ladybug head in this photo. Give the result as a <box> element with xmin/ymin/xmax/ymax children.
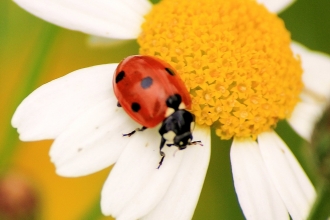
<box><xmin>173</xmin><ymin>131</ymin><xmax>192</xmax><ymax>149</ymax></box>
<box><xmin>159</xmin><ymin>109</ymin><xmax>195</xmax><ymax>149</ymax></box>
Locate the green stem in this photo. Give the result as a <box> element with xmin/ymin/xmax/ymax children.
<box><xmin>0</xmin><ymin>23</ymin><xmax>59</xmax><ymax>174</ymax></box>
<box><xmin>307</xmin><ymin>181</ymin><xmax>330</xmax><ymax>220</ymax></box>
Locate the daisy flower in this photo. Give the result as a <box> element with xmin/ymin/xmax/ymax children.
<box><xmin>12</xmin><ymin>0</ymin><xmax>330</xmax><ymax>219</ymax></box>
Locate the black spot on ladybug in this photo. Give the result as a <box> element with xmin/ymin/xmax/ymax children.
<box><xmin>131</xmin><ymin>102</ymin><xmax>141</xmax><ymax>112</ymax></box>
<box><xmin>141</xmin><ymin>76</ymin><xmax>153</xmax><ymax>89</ymax></box>
<box><xmin>165</xmin><ymin>68</ymin><xmax>175</xmax><ymax>76</ymax></box>
<box><xmin>166</xmin><ymin>94</ymin><xmax>182</xmax><ymax>110</ymax></box>
<box><xmin>115</xmin><ymin>71</ymin><xmax>125</xmax><ymax>83</ymax></box>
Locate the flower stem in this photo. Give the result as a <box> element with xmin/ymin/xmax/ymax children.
<box><xmin>307</xmin><ymin>181</ymin><xmax>330</xmax><ymax>220</ymax></box>
<box><xmin>0</xmin><ymin>23</ymin><xmax>59</xmax><ymax>174</ymax></box>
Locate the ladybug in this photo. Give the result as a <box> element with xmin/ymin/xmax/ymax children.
<box><xmin>113</xmin><ymin>55</ymin><xmax>200</xmax><ymax>168</ymax></box>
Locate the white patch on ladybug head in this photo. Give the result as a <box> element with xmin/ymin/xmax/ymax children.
<box><xmin>190</xmin><ymin>122</ymin><xmax>195</xmax><ymax>131</ymax></box>
<box><xmin>165</xmin><ymin>107</ymin><xmax>175</xmax><ymax>117</ymax></box>
<box><xmin>179</xmin><ymin>141</ymin><xmax>184</xmax><ymax>145</ymax></box>
<box><xmin>179</xmin><ymin>102</ymin><xmax>186</xmax><ymax>109</ymax></box>
<box><xmin>163</xmin><ymin>130</ymin><xmax>176</xmax><ymax>141</ymax></box>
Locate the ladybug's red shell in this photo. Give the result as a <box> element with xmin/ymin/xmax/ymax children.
<box><xmin>113</xmin><ymin>55</ymin><xmax>191</xmax><ymax>128</ymax></box>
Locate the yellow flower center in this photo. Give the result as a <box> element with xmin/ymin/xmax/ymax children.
<box><xmin>138</xmin><ymin>0</ymin><xmax>303</xmax><ymax>139</ymax></box>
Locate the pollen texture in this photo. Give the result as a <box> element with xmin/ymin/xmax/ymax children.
<box><xmin>138</xmin><ymin>0</ymin><xmax>303</xmax><ymax>139</ymax></box>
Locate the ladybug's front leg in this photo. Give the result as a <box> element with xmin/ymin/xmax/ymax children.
<box><xmin>123</xmin><ymin>126</ymin><xmax>147</xmax><ymax>137</ymax></box>
<box><xmin>157</xmin><ymin>137</ymin><xmax>166</xmax><ymax>169</ymax></box>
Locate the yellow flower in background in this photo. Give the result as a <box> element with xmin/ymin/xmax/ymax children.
<box><xmin>11</xmin><ymin>0</ymin><xmax>330</xmax><ymax>219</ymax></box>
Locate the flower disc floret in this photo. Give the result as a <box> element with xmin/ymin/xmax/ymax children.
<box><xmin>138</xmin><ymin>0</ymin><xmax>303</xmax><ymax>139</ymax></box>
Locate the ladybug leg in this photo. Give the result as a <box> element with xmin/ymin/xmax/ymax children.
<box><xmin>190</xmin><ymin>140</ymin><xmax>203</xmax><ymax>146</ymax></box>
<box><xmin>117</xmin><ymin>102</ymin><xmax>121</xmax><ymax>107</ymax></box>
<box><xmin>157</xmin><ymin>137</ymin><xmax>166</xmax><ymax>169</ymax></box>
<box><xmin>123</xmin><ymin>126</ymin><xmax>147</xmax><ymax>137</ymax></box>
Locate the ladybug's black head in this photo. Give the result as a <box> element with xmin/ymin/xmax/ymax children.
<box><xmin>174</xmin><ymin>131</ymin><xmax>192</xmax><ymax>149</ymax></box>
<box><xmin>157</xmin><ymin>94</ymin><xmax>197</xmax><ymax>168</ymax></box>
<box><xmin>159</xmin><ymin>109</ymin><xmax>195</xmax><ymax>149</ymax></box>
<box><xmin>159</xmin><ymin>94</ymin><xmax>195</xmax><ymax>149</ymax></box>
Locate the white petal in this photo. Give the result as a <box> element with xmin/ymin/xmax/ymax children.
<box><xmin>120</xmin><ymin>0</ymin><xmax>153</xmax><ymax>17</ymax></box>
<box><xmin>12</xmin><ymin>64</ymin><xmax>118</xmax><ymax>141</ymax></box>
<box><xmin>142</xmin><ymin>126</ymin><xmax>211</xmax><ymax>220</ymax></box>
<box><xmin>101</xmin><ymin>128</ymin><xmax>184</xmax><ymax>218</ymax></box>
<box><xmin>230</xmin><ymin>138</ymin><xmax>288</xmax><ymax>220</ymax></box>
<box><xmin>13</xmin><ymin>0</ymin><xmax>152</xmax><ymax>39</ymax></box>
<box><xmin>50</xmin><ymin>98</ymin><xmax>140</xmax><ymax>177</ymax></box>
<box><xmin>287</xmin><ymin>101</ymin><xmax>323</xmax><ymax>141</ymax></box>
<box><xmin>291</xmin><ymin>42</ymin><xmax>330</xmax><ymax>102</ymax></box>
<box><xmin>257</xmin><ymin>0</ymin><xmax>295</xmax><ymax>13</ymax></box>
<box><xmin>258</xmin><ymin>131</ymin><xmax>316</xmax><ymax>220</ymax></box>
